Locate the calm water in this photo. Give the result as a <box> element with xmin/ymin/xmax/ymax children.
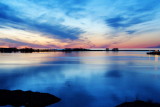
<box><xmin>0</xmin><ymin>51</ymin><xmax>160</xmax><ymax>107</ymax></box>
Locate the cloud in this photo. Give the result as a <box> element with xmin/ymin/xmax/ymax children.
<box><xmin>0</xmin><ymin>2</ymin><xmax>85</xmax><ymax>40</ymax></box>
<box><xmin>125</xmin><ymin>30</ymin><xmax>136</xmax><ymax>34</ymax></box>
<box><xmin>105</xmin><ymin>0</ymin><xmax>160</xmax><ymax>35</ymax></box>
<box><xmin>106</xmin><ymin>15</ymin><xmax>152</xmax><ymax>30</ymax></box>
<box><xmin>0</xmin><ymin>3</ymin><xmax>24</xmax><ymax>23</ymax></box>
<box><xmin>0</xmin><ymin>38</ymin><xmax>49</xmax><ymax>48</ymax></box>
<box><xmin>28</xmin><ymin>23</ymin><xmax>84</xmax><ymax>40</ymax></box>
<box><xmin>0</xmin><ymin>0</ymin><xmax>160</xmax><ymax>48</ymax></box>
<box><xmin>129</xmin><ymin>0</ymin><xmax>160</xmax><ymax>13</ymax></box>
<box><xmin>148</xmin><ymin>45</ymin><xmax>160</xmax><ymax>48</ymax></box>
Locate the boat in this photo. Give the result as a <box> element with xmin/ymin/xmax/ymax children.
<box><xmin>147</xmin><ymin>50</ymin><xmax>160</xmax><ymax>55</ymax></box>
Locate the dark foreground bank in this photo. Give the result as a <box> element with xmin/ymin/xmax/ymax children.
<box><xmin>0</xmin><ymin>89</ymin><xmax>60</xmax><ymax>107</ymax></box>
<box><xmin>116</xmin><ymin>100</ymin><xmax>160</xmax><ymax>107</ymax></box>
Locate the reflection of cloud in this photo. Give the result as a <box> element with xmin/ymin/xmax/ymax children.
<box><xmin>57</xmin><ymin>82</ymin><xmax>95</xmax><ymax>107</ymax></box>
<box><xmin>106</xmin><ymin>70</ymin><xmax>122</xmax><ymax>78</ymax></box>
<box><xmin>105</xmin><ymin>63</ymin><xmax>124</xmax><ymax>78</ymax></box>
<box><xmin>1</xmin><ymin>52</ymin><xmax>160</xmax><ymax>107</ymax></box>
<box><xmin>0</xmin><ymin>52</ymin><xmax>67</xmax><ymax>68</ymax></box>
<box><xmin>111</xmin><ymin>93</ymin><xmax>121</xmax><ymax>102</ymax></box>
<box><xmin>0</xmin><ymin>61</ymin><xmax>96</xmax><ymax>107</ymax></box>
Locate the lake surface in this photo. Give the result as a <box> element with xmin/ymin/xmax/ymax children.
<box><xmin>0</xmin><ymin>51</ymin><xmax>160</xmax><ymax>107</ymax></box>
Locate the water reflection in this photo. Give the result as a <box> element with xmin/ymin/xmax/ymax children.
<box><xmin>155</xmin><ymin>55</ymin><xmax>159</xmax><ymax>62</ymax></box>
<box><xmin>0</xmin><ymin>51</ymin><xmax>160</xmax><ymax>107</ymax></box>
<box><xmin>0</xmin><ymin>52</ymin><xmax>68</xmax><ymax>68</ymax></box>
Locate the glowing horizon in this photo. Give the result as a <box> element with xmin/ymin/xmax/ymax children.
<box><xmin>0</xmin><ymin>0</ymin><xmax>160</xmax><ymax>48</ymax></box>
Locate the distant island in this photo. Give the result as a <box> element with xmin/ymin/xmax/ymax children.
<box><xmin>147</xmin><ymin>50</ymin><xmax>160</xmax><ymax>55</ymax></box>
<box><xmin>0</xmin><ymin>47</ymin><xmax>156</xmax><ymax>53</ymax></box>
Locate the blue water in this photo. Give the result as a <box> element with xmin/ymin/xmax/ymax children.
<box><xmin>0</xmin><ymin>51</ymin><xmax>160</xmax><ymax>107</ymax></box>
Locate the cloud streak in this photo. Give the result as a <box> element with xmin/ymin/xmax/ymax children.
<box><xmin>0</xmin><ymin>2</ymin><xmax>84</xmax><ymax>40</ymax></box>
<box><xmin>105</xmin><ymin>0</ymin><xmax>160</xmax><ymax>35</ymax></box>
<box><xmin>0</xmin><ymin>0</ymin><xmax>160</xmax><ymax>48</ymax></box>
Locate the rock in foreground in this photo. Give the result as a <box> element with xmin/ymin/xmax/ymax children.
<box><xmin>0</xmin><ymin>89</ymin><xmax>60</xmax><ymax>107</ymax></box>
<box><xmin>116</xmin><ymin>100</ymin><xmax>160</xmax><ymax>107</ymax></box>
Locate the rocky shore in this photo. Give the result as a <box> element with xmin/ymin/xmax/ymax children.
<box><xmin>0</xmin><ymin>89</ymin><xmax>60</xmax><ymax>107</ymax></box>
<box><xmin>116</xmin><ymin>100</ymin><xmax>160</xmax><ymax>107</ymax></box>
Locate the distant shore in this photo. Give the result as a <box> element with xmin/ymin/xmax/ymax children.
<box><xmin>0</xmin><ymin>47</ymin><xmax>156</xmax><ymax>53</ymax></box>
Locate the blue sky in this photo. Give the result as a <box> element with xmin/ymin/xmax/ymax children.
<box><xmin>0</xmin><ymin>0</ymin><xmax>160</xmax><ymax>48</ymax></box>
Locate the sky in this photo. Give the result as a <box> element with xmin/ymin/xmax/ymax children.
<box><xmin>0</xmin><ymin>0</ymin><xmax>160</xmax><ymax>48</ymax></box>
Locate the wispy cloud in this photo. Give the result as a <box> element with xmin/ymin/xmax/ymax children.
<box><xmin>105</xmin><ymin>0</ymin><xmax>160</xmax><ymax>35</ymax></box>
<box><xmin>0</xmin><ymin>0</ymin><xmax>160</xmax><ymax>48</ymax></box>
<box><xmin>0</xmin><ymin>2</ymin><xmax>85</xmax><ymax>40</ymax></box>
<box><xmin>0</xmin><ymin>38</ymin><xmax>45</xmax><ymax>48</ymax></box>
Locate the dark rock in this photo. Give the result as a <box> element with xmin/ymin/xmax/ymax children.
<box><xmin>0</xmin><ymin>89</ymin><xmax>60</xmax><ymax>107</ymax></box>
<box><xmin>116</xmin><ymin>100</ymin><xmax>160</xmax><ymax>107</ymax></box>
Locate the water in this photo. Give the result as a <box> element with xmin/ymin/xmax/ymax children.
<box><xmin>0</xmin><ymin>51</ymin><xmax>160</xmax><ymax>107</ymax></box>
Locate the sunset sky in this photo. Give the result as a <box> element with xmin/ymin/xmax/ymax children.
<box><xmin>0</xmin><ymin>0</ymin><xmax>160</xmax><ymax>48</ymax></box>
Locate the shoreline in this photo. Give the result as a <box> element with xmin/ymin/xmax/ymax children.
<box><xmin>0</xmin><ymin>48</ymin><xmax>155</xmax><ymax>53</ymax></box>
